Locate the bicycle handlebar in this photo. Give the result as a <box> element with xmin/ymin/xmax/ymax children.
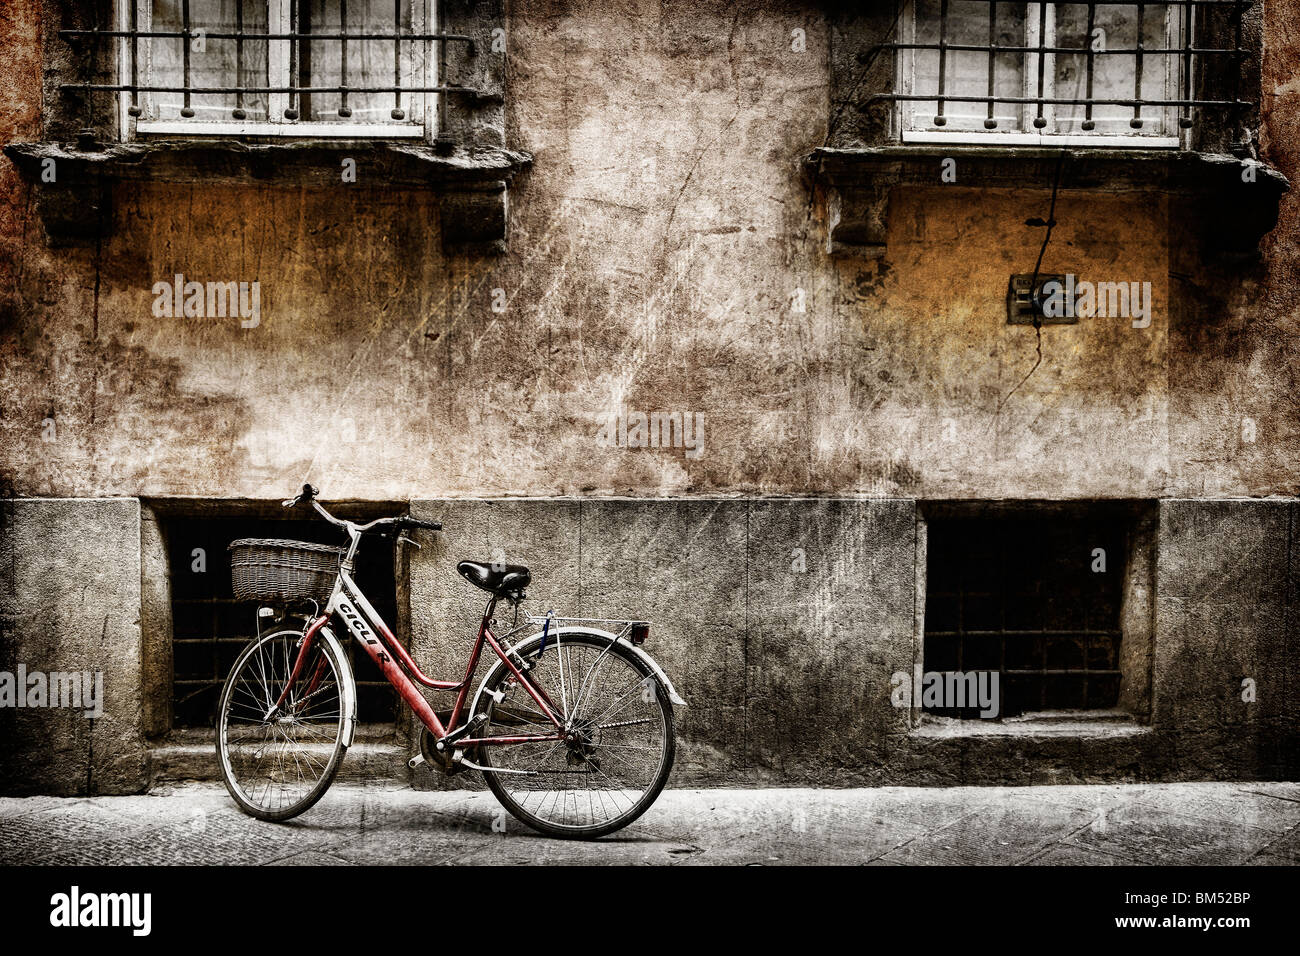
<box><xmin>281</xmin><ymin>483</ymin><xmax>319</xmax><ymax>509</ymax></box>
<box><xmin>402</xmin><ymin>517</ymin><xmax>443</xmax><ymax>531</ymax></box>
<box><xmin>281</xmin><ymin>485</ymin><xmax>443</xmax><ymax>534</ymax></box>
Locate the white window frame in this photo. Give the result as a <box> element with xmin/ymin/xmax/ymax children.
<box><xmin>897</xmin><ymin>1</ymin><xmax>1188</xmax><ymax>148</ymax></box>
<box><xmin>117</xmin><ymin>0</ymin><xmax>437</xmax><ymax>142</ymax></box>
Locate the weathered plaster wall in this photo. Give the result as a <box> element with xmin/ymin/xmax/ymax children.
<box><xmin>0</xmin><ymin>498</ymin><xmax>147</xmax><ymax>795</ymax></box>
<box><xmin>0</xmin><ymin>0</ymin><xmax>1295</xmax><ymax>501</ymax></box>
<box><xmin>1153</xmin><ymin>500</ymin><xmax>1299</xmax><ymax>779</ymax></box>
<box><xmin>407</xmin><ymin>497</ymin><xmax>1296</xmax><ymax>786</ymax></box>
<box><xmin>410</xmin><ymin>497</ymin><xmax>918</xmax><ymax>785</ymax></box>
<box><xmin>1</xmin><ymin>2</ymin><xmax>1299</xmax><ymax>792</ymax></box>
<box><xmin>3</xmin><ymin>493</ymin><xmax>1288</xmax><ymax>794</ymax></box>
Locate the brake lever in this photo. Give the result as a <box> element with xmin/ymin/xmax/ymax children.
<box><xmin>397</xmin><ymin>534</ymin><xmax>422</xmax><ymax>551</ymax></box>
<box><xmin>282</xmin><ymin>483</ymin><xmax>318</xmax><ymax>510</ymax></box>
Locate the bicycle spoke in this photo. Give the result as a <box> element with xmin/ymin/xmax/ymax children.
<box><xmin>477</xmin><ymin>636</ymin><xmax>671</xmax><ymax>834</ymax></box>
<box><xmin>219</xmin><ymin>631</ymin><xmax>347</xmax><ymax>819</ymax></box>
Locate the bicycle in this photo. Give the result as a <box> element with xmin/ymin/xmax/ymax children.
<box><xmin>215</xmin><ymin>484</ymin><xmax>684</xmax><ymax>839</ymax></box>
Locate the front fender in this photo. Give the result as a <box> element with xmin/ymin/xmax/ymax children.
<box><xmin>470</xmin><ymin>625</ymin><xmax>687</xmax><ymax>717</ymax></box>
<box><xmin>317</xmin><ymin>624</ymin><xmax>358</xmax><ymax>747</ymax></box>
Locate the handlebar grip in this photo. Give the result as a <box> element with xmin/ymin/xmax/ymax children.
<box><xmin>406</xmin><ymin>517</ymin><xmax>442</xmax><ymax>531</ymax></box>
<box><xmin>282</xmin><ymin>484</ymin><xmax>320</xmax><ymax>509</ymax></box>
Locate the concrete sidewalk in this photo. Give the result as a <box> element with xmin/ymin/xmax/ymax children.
<box><xmin>2</xmin><ymin>781</ymin><xmax>1298</xmax><ymax>865</ymax></box>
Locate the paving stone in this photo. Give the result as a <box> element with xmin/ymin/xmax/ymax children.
<box><xmin>0</xmin><ymin>802</ymin><xmax>147</xmax><ymax>865</ymax></box>
<box><xmin>1010</xmin><ymin>783</ymin><xmax>1154</xmax><ymax>813</ymax></box>
<box><xmin>452</xmin><ymin>833</ymin><xmax>703</xmax><ymax>866</ymax></box>
<box><xmin>2</xmin><ymin>782</ymin><xmax>1297</xmax><ymax>865</ymax></box>
<box><xmin>682</xmin><ymin>820</ymin><xmax>930</xmax><ymax>866</ymax></box>
<box><xmin>0</xmin><ymin>796</ymin><xmax>81</xmax><ymax>820</ymax></box>
<box><xmin>1246</xmin><ymin>824</ymin><xmax>1300</xmax><ymax>864</ymax></box>
<box><xmin>1129</xmin><ymin>785</ymin><xmax>1300</xmax><ymax>833</ymax></box>
<box><xmin>880</xmin><ymin>802</ymin><xmax>1098</xmax><ymax>865</ymax></box>
<box><xmin>1024</xmin><ymin>844</ymin><xmax>1138</xmax><ymax>865</ymax></box>
<box><xmin>265</xmin><ymin>850</ymin><xmax>357</xmax><ymax>866</ymax></box>
<box><xmin>1069</xmin><ymin>803</ymin><xmax>1278</xmax><ymax>865</ymax></box>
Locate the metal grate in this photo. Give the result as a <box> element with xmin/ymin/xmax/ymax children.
<box><xmin>167</xmin><ymin>515</ymin><xmax>399</xmax><ymax>729</ymax></box>
<box><xmin>59</xmin><ymin>0</ymin><xmax>479</xmax><ymax>127</ymax></box>
<box><xmin>923</xmin><ymin>513</ymin><xmax>1127</xmax><ymax>717</ymax></box>
<box><xmin>882</xmin><ymin>1</ymin><xmax>1254</xmax><ymax>137</ymax></box>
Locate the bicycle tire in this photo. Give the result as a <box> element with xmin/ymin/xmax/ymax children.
<box><xmin>216</xmin><ymin>627</ymin><xmax>352</xmax><ymax>822</ymax></box>
<box><xmin>474</xmin><ymin>633</ymin><xmax>675</xmax><ymax>840</ymax></box>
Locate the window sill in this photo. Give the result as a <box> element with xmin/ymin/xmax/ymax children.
<box><xmin>4</xmin><ymin>138</ymin><xmax>533</xmax><ymax>252</ymax></box>
<box><xmin>911</xmin><ymin>709</ymin><xmax>1151</xmax><ymax>739</ymax></box>
<box><xmin>901</xmin><ymin>130</ymin><xmax>1182</xmax><ymax>149</ymax></box>
<box><xmin>804</xmin><ymin>144</ymin><xmax>1289</xmax><ymax>258</ymax></box>
<box><xmin>135</xmin><ymin>122</ymin><xmax>428</xmax><ymax>138</ymax></box>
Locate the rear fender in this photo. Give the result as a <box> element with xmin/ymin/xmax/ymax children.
<box><xmin>471</xmin><ymin>625</ymin><xmax>687</xmax><ymax>717</ymax></box>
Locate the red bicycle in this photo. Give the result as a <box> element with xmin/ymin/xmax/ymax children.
<box><xmin>215</xmin><ymin>485</ymin><xmax>684</xmax><ymax>839</ymax></box>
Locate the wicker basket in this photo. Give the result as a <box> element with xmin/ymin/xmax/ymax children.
<box><xmin>229</xmin><ymin>538</ymin><xmax>344</xmax><ymax>603</ymax></box>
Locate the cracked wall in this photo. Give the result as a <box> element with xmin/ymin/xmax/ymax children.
<box><xmin>0</xmin><ymin>1</ymin><xmax>1294</xmax><ymax>501</ymax></box>
<box><xmin>1</xmin><ymin>1</ymin><xmax>1299</xmax><ymax>791</ymax></box>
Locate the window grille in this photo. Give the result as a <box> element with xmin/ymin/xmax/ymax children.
<box><xmin>924</xmin><ymin>513</ymin><xmax>1127</xmax><ymax>717</ymax></box>
<box><xmin>884</xmin><ymin>1</ymin><xmax>1253</xmax><ymax>145</ymax></box>
<box><xmin>167</xmin><ymin>515</ymin><xmax>399</xmax><ymax>728</ymax></box>
<box><xmin>59</xmin><ymin>1</ymin><xmax>480</xmax><ymax>139</ymax></box>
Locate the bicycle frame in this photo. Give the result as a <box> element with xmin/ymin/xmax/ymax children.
<box><xmin>275</xmin><ymin>567</ymin><xmax>568</xmax><ymax>749</ymax></box>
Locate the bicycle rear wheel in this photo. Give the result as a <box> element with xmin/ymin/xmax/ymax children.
<box><xmin>474</xmin><ymin>633</ymin><xmax>675</xmax><ymax>839</ymax></box>
<box><xmin>216</xmin><ymin>627</ymin><xmax>351</xmax><ymax>822</ymax></box>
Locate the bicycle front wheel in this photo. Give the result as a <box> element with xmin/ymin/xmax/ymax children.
<box><xmin>475</xmin><ymin>633</ymin><xmax>675</xmax><ymax>839</ymax></box>
<box><xmin>216</xmin><ymin>627</ymin><xmax>351</xmax><ymax>822</ymax></box>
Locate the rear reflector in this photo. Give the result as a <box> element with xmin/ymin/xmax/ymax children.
<box><xmin>629</xmin><ymin>622</ymin><xmax>650</xmax><ymax>645</ymax></box>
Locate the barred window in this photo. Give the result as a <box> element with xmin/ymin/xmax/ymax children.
<box><xmin>924</xmin><ymin>510</ymin><xmax>1128</xmax><ymax>718</ymax></box>
<box><xmin>895</xmin><ymin>1</ymin><xmax>1246</xmax><ymax>146</ymax></box>
<box><xmin>166</xmin><ymin>514</ymin><xmax>399</xmax><ymax>729</ymax></box>
<box><xmin>103</xmin><ymin>0</ymin><xmax>452</xmax><ymax>138</ymax></box>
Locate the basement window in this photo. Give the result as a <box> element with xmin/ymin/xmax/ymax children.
<box><xmin>922</xmin><ymin>506</ymin><xmax>1136</xmax><ymax>718</ymax></box>
<box><xmin>164</xmin><ymin>513</ymin><xmax>399</xmax><ymax>729</ymax></box>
